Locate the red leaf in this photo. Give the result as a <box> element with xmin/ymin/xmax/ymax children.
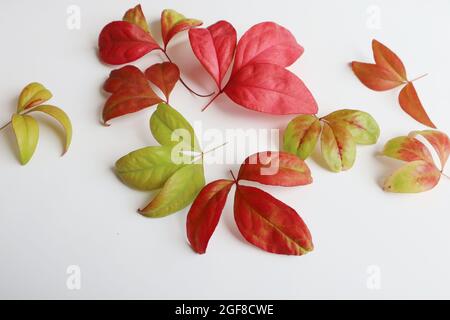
<box><xmin>234</xmin><ymin>185</ymin><xmax>313</xmax><ymax>256</ymax></box>
<box><xmin>187</xmin><ymin>180</ymin><xmax>235</xmax><ymax>254</ymax></box>
<box><xmin>103</xmin><ymin>65</ymin><xmax>148</xmax><ymax>93</ymax></box>
<box><xmin>189</xmin><ymin>21</ymin><xmax>237</xmax><ymax>88</ymax></box>
<box><xmin>224</xmin><ymin>63</ymin><xmax>318</xmax><ymax>114</ymax></box>
<box><xmin>238</xmin><ymin>151</ymin><xmax>312</xmax><ymax>186</ymax></box>
<box><xmin>103</xmin><ymin>85</ymin><xmax>163</xmax><ymax>124</ymax></box>
<box><xmin>372</xmin><ymin>39</ymin><xmax>407</xmax><ymax>82</ymax></box>
<box><xmin>232</xmin><ymin>22</ymin><xmax>304</xmax><ymax>75</ymax></box>
<box><xmin>98</xmin><ymin>21</ymin><xmax>160</xmax><ymax>65</ymax></box>
<box><xmin>351</xmin><ymin>62</ymin><xmax>404</xmax><ymax>91</ymax></box>
<box><xmin>399</xmin><ymin>82</ymin><xmax>436</xmax><ymax>128</ymax></box>
<box><xmin>145</xmin><ymin>62</ymin><xmax>180</xmax><ymax>102</ymax></box>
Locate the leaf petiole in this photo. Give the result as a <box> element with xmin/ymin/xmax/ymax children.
<box><xmin>0</xmin><ymin>121</ymin><xmax>11</xmax><ymax>131</ymax></box>
<box><xmin>160</xmin><ymin>49</ymin><xmax>215</xmax><ymax>98</ymax></box>
<box><xmin>229</xmin><ymin>170</ymin><xmax>237</xmax><ymax>183</ymax></box>
<box><xmin>409</xmin><ymin>73</ymin><xmax>428</xmax><ymax>83</ymax></box>
<box><xmin>202</xmin><ymin>92</ymin><xmax>223</xmax><ymax>112</ymax></box>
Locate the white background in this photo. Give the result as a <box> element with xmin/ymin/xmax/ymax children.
<box><xmin>0</xmin><ymin>0</ymin><xmax>449</xmax><ymax>300</ymax></box>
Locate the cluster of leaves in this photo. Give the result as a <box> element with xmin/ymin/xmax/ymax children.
<box><xmin>115</xmin><ymin>103</ymin><xmax>205</xmax><ymax>217</ymax></box>
<box><xmin>189</xmin><ymin>20</ymin><xmax>318</xmax><ymax>114</ymax></box>
<box><xmin>0</xmin><ymin>83</ymin><xmax>72</xmax><ymax>165</ymax></box>
<box><xmin>102</xmin><ymin>63</ymin><xmax>180</xmax><ymax>124</ymax></box>
<box><xmin>283</xmin><ymin>110</ymin><xmax>380</xmax><ymax>172</ymax></box>
<box><xmin>352</xmin><ymin>39</ymin><xmax>436</xmax><ymax>128</ymax></box>
<box><xmin>187</xmin><ymin>152</ymin><xmax>314</xmax><ymax>255</ymax></box>
<box><xmin>381</xmin><ymin>130</ymin><xmax>450</xmax><ymax>193</ymax></box>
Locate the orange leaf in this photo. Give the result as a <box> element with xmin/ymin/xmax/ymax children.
<box><xmin>351</xmin><ymin>62</ymin><xmax>404</xmax><ymax>91</ymax></box>
<box><xmin>399</xmin><ymin>82</ymin><xmax>436</xmax><ymax>128</ymax></box>
<box><xmin>372</xmin><ymin>39</ymin><xmax>407</xmax><ymax>82</ymax></box>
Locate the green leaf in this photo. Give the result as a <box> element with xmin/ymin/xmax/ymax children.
<box><xmin>283</xmin><ymin>115</ymin><xmax>321</xmax><ymax>160</ymax></box>
<box><xmin>115</xmin><ymin>146</ymin><xmax>187</xmax><ymax>191</ymax></box>
<box><xmin>321</xmin><ymin>122</ymin><xmax>356</xmax><ymax>172</ymax></box>
<box><xmin>17</xmin><ymin>82</ymin><xmax>52</xmax><ymax>113</ymax></box>
<box><xmin>139</xmin><ymin>163</ymin><xmax>206</xmax><ymax>218</ymax></box>
<box><xmin>324</xmin><ymin>109</ymin><xmax>380</xmax><ymax>145</ymax></box>
<box><xmin>11</xmin><ymin>114</ymin><xmax>39</xmax><ymax>165</ymax></box>
<box><xmin>30</xmin><ymin>105</ymin><xmax>72</xmax><ymax>155</ymax></box>
<box><xmin>150</xmin><ymin>103</ymin><xmax>201</xmax><ymax>152</ymax></box>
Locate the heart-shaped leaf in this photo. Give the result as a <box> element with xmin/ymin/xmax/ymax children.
<box><xmin>372</xmin><ymin>39</ymin><xmax>407</xmax><ymax>82</ymax></box>
<box><xmin>321</xmin><ymin>122</ymin><xmax>356</xmax><ymax>172</ymax></box>
<box><xmin>115</xmin><ymin>146</ymin><xmax>186</xmax><ymax>191</ymax></box>
<box><xmin>150</xmin><ymin>103</ymin><xmax>201</xmax><ymax>152</ymax></box>
<box><xmin>17</xmin><ymin>82</ymin><xmax>52</xmax><ymax>113</ymax></box>
<box><xmin>384</xmin><ymin>160</ymin><xmax>441</xmax><ymax>193</ymax></box>
<box><xmin>123</xmin><ymin>4</ymin><xmax>150</xmax><ymax>34</ymax></box>
<box><xmin>139</xmin><ymin>163</ymin><xmax>205</xmax><ymax>218</ymax></box>
<box><xmin>409</xmin><ymin>130</ymin><xmax>450</xmax><ymax>169</ymax></box>
<box><xmin>399</xmin><ymin>82</ymin><xmax>436</xmax><ymax>128</ymax></box>
<box><xmin>283</xmin><ymin>115</ymin><xmax>321</xmax><ymax>160</ymax></box>
<box><xmin>98</xmin><ymin>21</ymin><xmax>160</xmax><ymax>65</ymax></box>
<box><xmin>12</xmin><ymin>114</ymin><xmax>39</xmax><ymax>165</ymax></box>
<box><xmin>238</xmin><ymin>151</ymin><xmax>312</xmax><ymax>186</ymax></box>
<box><xmin>145</xmin><ymin>62</ymin><xmax>180</xmax><ymax>102</ymax></box>
<box><xmin>30</xmin><ymin>105</ymin><xmax>72</xmax><ymax>155</ymax></box>
<box><xmin>161</xmin><ymin>9</ymin><xmax>202</xmax><ymax>48</ymax></box>
<box><xmin>234</xmin><ymin>185</ymin><xmax>313</xmax><ymax>256</ymax></box>
<box><xmin>224</xmin><ymin>63</ymin><xmax>318</xmax><ymax>115</ymax></box>
<box><xmin>103</xmin><ymin>85</ymin><xmax>163</xmax><ymax>125</ymax></box>
<box><xmin>323</xmin><ymin>109</ymin><xmax>380</xmax><ymax>145</ymax></box>
<box><xmin>232</xmin><ymin>22</ymin><xmax>304</xmax><ymax>75</ymax></box>
<box><xmin>189</xmin><ymin>20</ymin><xmax>237</xmax><ymax>89</ymax></box>
<box><xmin>187</xmin><ymin>179</ymin><xmax>234</xmax><ymax>254</ymax></box>
<box><xmin>382</xmin><ymin>136</ymin><xmax>434</xmax><ymax>163</ymax></box>
<box><xmin>103</xmin><ymin>65</ymin><xmax>149</xmax><ymax>93</ymax></box>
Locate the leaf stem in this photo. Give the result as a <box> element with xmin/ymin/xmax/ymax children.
<box><xmin>0</xmin><ymin>121</ymin><xmax>11</xmax><ymax>131</ymax></box>
<box><xmin>202</xmin><ymin>92</ymin><xmax>222</xmax><ymax>112</ymax></box>
<box><xmin>161</xmin><ymin>50</ymin><xmax>215</xmax><ymax>98</ymax></box>
<box><xmin>442</xmin><ymin>172</ymin><xmax>450</xmax><ymax>180</ymax></box>
<box><xmin>202</xmin><ymin>141</ymin><xmax>229</xmax><ymax>156</ymax></box>
<box><xmin>410</xmin><ymin>73</ymin><xmax>429</xmax><ymax>83</ymax></box>
<box><xmin>229</xmin><ymin>170</ymin><xmax>237</xmax><ymax>183</ymax></box>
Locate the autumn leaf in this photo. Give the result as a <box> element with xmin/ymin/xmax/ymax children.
<box><xmin>103</xmin><ymin>65</ymin><xmax>149</xmax><ymax>93</ymax></box>
<box><xmin>352</xmin><ymin>39</ymin><xmax>436</xmax><ymax>128</ymax></box>
<box><xmin>98</xmin><ymin>21</ymin><xmax>160</xmax><ymax>65</ymax></box>
<box><xmin>283</xmin><ymin>115</ymin><xmax>321</xmax><ymax>160</ymax></box>
<box><xmin>123</xmin><ymin>4</ymin><xmax>150</xmax><ymax>34</ymax></box>
<box><xmin>17</xmin><ymin>82</ymin><xmax>52</xmax><ymax>113</ymax></box>
<box><xmin>238</xmin><ymin>151</ymin><xmax>312</xmax><ymax>186</ymax></box>
<box><xmin>145</xmin><ymin>62</ymin><xmax>180</xmax><ymax>102</ymax></box>
<box><xmin>189</xmin><ymin>20</ymin><xmax>237</xmax><ymax>89</ymax></box>
<box><xmin>381</xmin><ymin>130</ymin><xmax>449</xmax><ymax>193</ymax></box>
<box><xmin>187</xmin><ymin>180</ymin><xmax>234</xmax><ymax>254</ymax></box>
<box><xmin>399</xmin><ymin>82</ymin><xmax>436</xmax><ymax>128</ymax></box>
<box><xmin>161</xmin><ymin>9</ymin><xmax>202</xmax><ymax>48</ymax></box>
<box><xmin>234</xmin><ymin>185</ymin><xmax>313</xmax><ymax>256</ymax></box>
<box><xmin>321</xmin><ymin>122</ymin><xmax>356</xmax><ymax>172</ymax></box>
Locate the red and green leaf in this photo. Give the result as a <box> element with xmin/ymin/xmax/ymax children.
<box><xmin>145</xmin><ymin>62</ymin><xmax>180</xmax><ymax>102</ymax></box>
<box><xmin>98</xmin><ymin>21</ymin><xmax>160</xmax><ymax>65</ymax></box>
<box><xmin>382</xmin><ymin>136</ymin><xmax>434</xmax><ymax>164</ymax></box>
<box><xmin>409</xmin><ymin>130</ymin><xmax>450</xmax><ymax>169</ymax></box>
<box><xmin>189</xmin><ymin>20</ymin><xmax>237</xmax><ymax>89</ymax></box>
<box><xmin>321</xmin><ymin>122</ymin><xmax>356</xmax><ymax>172</ymax></box>
<box><xmin>123</xmin><ymin>4</ymin><xmax>150</xmax><ymax>34</ymax></box>
<box><xmin>161</xmin><ymin>9</ymin><xmax>202</xmax><ymax>48</ymax></box>
<box><xmin>283</xmin><ymin>115</ymin><xmax>321</xmax><ymax>160</ymax></box>
<box><xmin>187</xmin><ymin>180</ymin><xmax>235</xmax><ymax>254</ymax></box>
<box><xmin>234</xmin><ymin>185</ymin><xmax>313</xmax><ymax>256</ymax></box>
<box><xmin>238</xmin><ymin>151</ymin><xmax>312</xmax><ymax>186</ymax></box>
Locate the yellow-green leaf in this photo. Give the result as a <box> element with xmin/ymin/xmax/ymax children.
<box><xmin>283</xmin><ymin>115</ymin><xmax>321</xmax><ymax>160</ymax></box>
<box><xmin>384</xmin><ymin>160</ymin><xmax>441</xmax><ymax>193</ymax></box>
<box><xmin>115</xmin><ymin>146</ymin><xmax>186</xmax><ymax>191</ymax></box>
<box><xmin>161</xmin><ymin>9</ymin><xmax>202</xmax><ymax>47</ymax></box>
<box><xmin>324</xmin><ymin>109</ymin><xmax>380</xmax><ymax>145</ymax></box>
<box><xmin>17</xmin><ymin>83</ymin><xmax>52</xmax><ymax>113</ymax></box>
<box><xmin>30</xmin><ymin>105</ymin><xmax>72</xmax><ymax>155</ymax></box>
<box><xmin>321</xmin><ymin>122</ymin><xmax>356</xmax><ymax>172</ymax></box>
<box><xmin>123</xmin><ymin>4</ymin><xmax>150</xmax><ymax>34</ymax></box>
<box><xmin>11</xmin><ymin>114</ymin><xmax>39</xmax><ymax>165</ymax></box>
<box><xmin>139</xmin><ymin>164</ymin><xmax>205</xmax><ymax>218</ymax></box>
<box><xmin>150</xmin><ymin>103</ymin><xmax>201</xmax><ymax>152</ymax></box>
